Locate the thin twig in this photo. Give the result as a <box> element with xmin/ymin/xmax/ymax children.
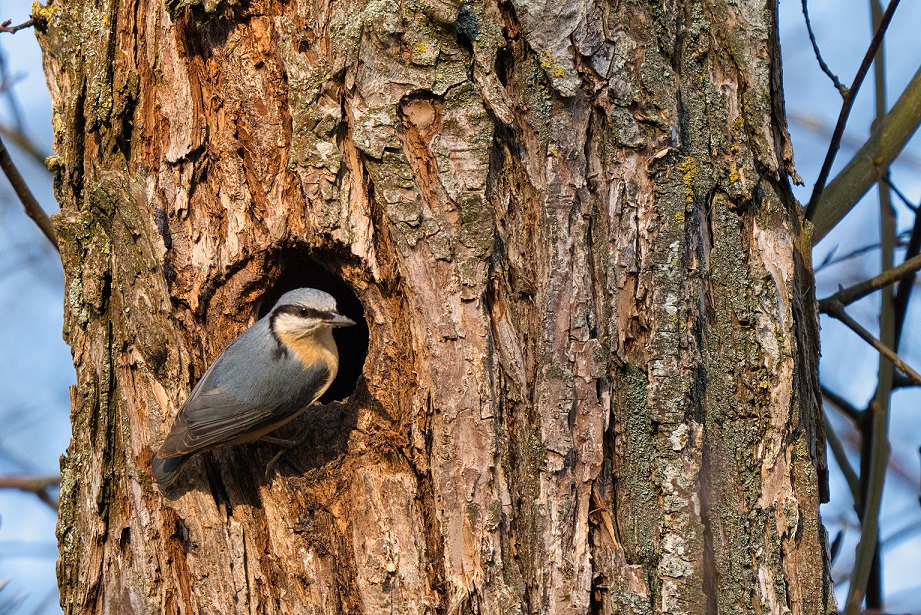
<box><xmin>0</xmin><ymin>123</ymin><xmax>52</xmax><ymax>167</ymax></box>
<box><xmin>0</xmin><ymin>133</ymin><xmax>58</xmax><ymax>251</ymax></box>
<box><xmin>881</xmin><ymin>518</ymin><xmax>921</xmax><ymax>551</ymax></box>
<box><xmin>0</xmin><ymin>49</ymin><xmax>25</xmax><ymax>132</ymax></box>
<box><xmin>801</xmin><ymin>0</ymin><xmax>847</xmax><ymax>96</ymax></box>
<box><xmin>809</xmin><ymin>64</ymin><xmax>921</xmax><ymax>244</ymax></box>
<box><xmin>0</xmin><ymin>18</ymin><xmax>35</xmax><ymax>34</ymax></box>
<box><xmin>881</xmin><ymin>175</ymin><xmax>918</xmax><ymax>211</ymax></box>
<box><xmin>818</xmin><ymin>253</ymin><xmax>921</xmax><ymax>308</ymax></box>
<box><xmin>843</xmin><ymin>402</ymin><xmax>889</xmax><ymax>615</ymax></box>
<box><xmin>790</xmin><ymin>113</ymin><xmax>921</xmax><ymax>172</ymax></box>
<box><xmin>816</xmin><ymin>241</ymin><xmax>884</xmax><ymax>272</ymax></box>
<box><xmin>824</xmin><ymin>411</ymin><xmax>862</xmax><ymax>510</ymax></box>
<box><xmin>822</xmin><ymin>299</ymin><xmax>921</xmax><ymax>386</ymax></box>
<box><xmin>821</xmin><ymin>385</ymin><xmax>864</xmax><ymax>424</ymax></box>
<box><xmin>891</xmin><ymin>372</ymin><xmax>918</xmax><ymax>389</ymax></box>
<box><xmin>893</xmin><ymin>199</ymin><xmax>921</xmax><ymax>350</ymax></box>
<box><xmin>814</xmin><ymin>225</ymin><xmax>914</xmax><ymax>274</ymax></box>
<box><xmin>864</xmin><ymin>23</ymin><xmax>894</xmax><ymax>604</ymax></box>
<box><xmin>0</xmin><ymin>475</ymin><xmax>59</xmax><ymax>510</ymax></box>
<box><xmin>805</xmin><ymin>0</ymin><xmax>901</xmax><ymax>219</ymax></box>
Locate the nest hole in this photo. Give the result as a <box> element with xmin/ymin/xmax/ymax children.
<box><xmin>259</xmin><ymin>250</ymin><xmax>368</xmax><ymax>404</ymax></box>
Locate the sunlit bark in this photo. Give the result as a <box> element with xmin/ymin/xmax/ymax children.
<box><xmin>37</xmin><ymin>0</ymin><xmax>833</xmax><ymax>612</ymax></box>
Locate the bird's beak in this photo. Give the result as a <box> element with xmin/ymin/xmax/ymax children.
<box><xmin>329</xmin><ymin>313</ymin><xmax>357</xmax><ymax>328</ymax></box>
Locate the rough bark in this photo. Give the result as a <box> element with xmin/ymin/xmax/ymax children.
<box><xmin>36</xmin><ymin>0</ymin><xmax>833</xmax><ymax>612</ymax></box>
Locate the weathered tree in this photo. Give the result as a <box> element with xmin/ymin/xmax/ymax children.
<box><xmin>35</xmin><ymin>0</ymin><xmax>833</xmax><ymax>612</ymax></box>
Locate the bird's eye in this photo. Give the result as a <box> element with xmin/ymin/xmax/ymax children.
<box><xmin>298</xmin><ymin>307</ymin><xmax>309</xmax><ymax>317</ymax></box>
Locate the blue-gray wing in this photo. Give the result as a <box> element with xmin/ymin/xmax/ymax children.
<box><xmin>157</xmin><ymin>323</ymin><xmax>331</xmax><ymax>458</ymax></box>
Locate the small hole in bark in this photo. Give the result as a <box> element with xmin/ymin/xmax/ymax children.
<box><xmin>495</xmin><ymin>45</ymin><xmax>512</xmax><ymax>88</ymax></box>
<box><xmin>259</xmin><ymin>250</ymin><xmax>368</xmax><ymax>403</ymax></box>
<box><xmin>119</xmin><ymin>527</ymin><xmax>131</xmax><ymax>552</ymax></box>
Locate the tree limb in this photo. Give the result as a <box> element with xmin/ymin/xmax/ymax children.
<box><xmin>822</xmin><ymin>386</ymin><xmax>864</xmax><ymax>424</ymax></box>
<box><xmin>809</xmin><ymin>62</ymin><xmax>921</xmax><ymax>244</ymax></box>
<box><xmin>860</xmin><ymin>15</ymin><xmax>894</xmax><ymax>605</ymax></box>
<box><xmin>0</xmin><ymin>123</ymin><xmax>52</xmax><ymax>167</ymax></box>
<box><xmin>821</xmin><ymin>299</ymin><xmax>921</xmax><ymax>386</ymax></box>
<box><xmin>892</xmin><ymin>193</ymin><xmax>921</xmax><ymax>352</ymax></box>
<box><xmin>891</xmin><ymin>372</ymin><xmax>917</xmax><ymax>389</ymax></box>
<box><xmin>818</xmin><ymin>252</ymin><xmax>921</xmax><ymax>308</ymax></box>
<box><xmin>824</xmin><ymin>411</ymin><xmax>862</xmax><ymax>510</ymax></box>
<box><xmin>0</xmin><ymin>475</ymin><xmax>60</xmax><ymax>510</ymax></box>
<box><xmin>843</xmin><ymin>401</ymin><xmax>890</xmax><ymax>615</ymax></box>
<box><xmin>0</xmin><ymin>18</ymin><xmax>34</xmax><ymax>34</ymax></box>
<box><xmin>805</xmin><ymin>0</ymin><xmax>901</xmax><ymax>222</ymax></box>
<box><xmin>801</xmin><ymin>0</ymin><xmax>847</xmax><ymax>96</ymax></box>
<box><xmin>0</xmin><ymin>133</ymin><xmax>58</xmax><ymax>251</ymax></box>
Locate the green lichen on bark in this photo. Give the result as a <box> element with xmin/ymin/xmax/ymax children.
<box><xmin>613</xmin><ymin>363</ymin><xmax>657</xmax><ymax>562</ymax></box>
<box><xmin>50</xmin><ymin>205</ymin><xmax>118</xmax><ymax>612</ymax></box>
<box><xmin>89</xmin><ymin>174</ymin><xmax>177</xmax><ymax>376</ymax></box>
<box><xmin>164</xmin><ymin>0</ymin><xmax>244</xmax><ymax>21</ymax></box>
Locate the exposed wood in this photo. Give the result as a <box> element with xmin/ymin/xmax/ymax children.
<box><xmin>36</xmin><ymin>0</ymin><xmax>833</xmax><ymax>612</ymax></box>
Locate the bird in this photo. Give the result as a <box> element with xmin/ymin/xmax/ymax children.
<box><xmin>152</xmin><ymin>288</ymin><xmax>356</xmax><ymax>486</ymax></box>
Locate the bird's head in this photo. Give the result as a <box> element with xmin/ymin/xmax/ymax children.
<box><xmin>268</xmin><ymin>288</ymin><xmax>356</xmax><ymax>340</ymax></box>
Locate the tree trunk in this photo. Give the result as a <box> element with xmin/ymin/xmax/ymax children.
<box><xmin>36</xmin><ymin>0</ymin><xmax>833</xmax><ymax>612</ymax></box>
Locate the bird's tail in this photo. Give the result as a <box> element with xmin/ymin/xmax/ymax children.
<box><xmin>152</xmin><ymin>453</ymin><xmax>191</xmax><ymax>487</ymax></box>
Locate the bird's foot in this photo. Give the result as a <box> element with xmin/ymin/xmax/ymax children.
<box><xmin>263</xmin><ymin>432</ymin><xmax>310</xmax><ymax>478</ymax></box>
<box><xmin>260</xmin><ymin>435</ymin><xmax>297</xmax><ymax>447</ymax></box>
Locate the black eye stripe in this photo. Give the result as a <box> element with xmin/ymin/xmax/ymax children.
<box><xmin>274</xmin><ymin>304</ymin><xmax>333</xmax><ymax>320</ymax></box>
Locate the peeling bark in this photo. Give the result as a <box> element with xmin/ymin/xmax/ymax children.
<box><xmin>37</xmin><ymin>0</ymin><xmax>833</xmax><ymax>612</ymax></box>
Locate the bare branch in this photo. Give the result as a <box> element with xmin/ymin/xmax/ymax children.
<box><xmin>804</xmin><ymin>0</ymin><xmax>902</xmax><ymax>222</ymax></box>
<box><xmin>0</xmin><ymin>123</ymin><xmax>52</xmax><ymax>167</ymax></box>
<box><xmin>0</xmin><ymin>134</ymin><xmax>58</xmax><ymax>251</ymax></box>
<box><xmin>821</xmin><ymin>299</ymin><xmax>921</xmax><ymax>386</ymax></box>
<box><xmin>801</xmin><ymin>0</ymin><xmax>847</xmax><ymax>96</ymax></box>
<box><xmin>824</xmin><ymin>411</ymin><xmax>862</xmax><ymax>510</ymax></box>
<box><xmin>818</xmin><ymin>253</ymin><xmax>921</xmax><ymax>308</ymax></box>
<box><xmin>883</xmin><ymin>518</ymin><xmax>921</xmax><ymax>550</ymax></box>
<box><xmin>843</xmin><ymin>402</ymin><xmax>890</xmax><ymax>615</ymax></box>
<box><xmin>864</xmin><ymin>23</ymin><xmax>895</xmax><ymax>604</ymax></box>
<box><xmin>881</xmin><ymin>175</ymin><xmax>918</xmax><ymax>211</ymax></box>
<box><xmin>0</xmin><ymin>475</ymin><xmax>59</xmax><ymax>510</ymax></box>
<box><xmin>892</xmin><ymin>194</ymin><xmax>921</xmax><ymax>353</ymax></box>
<box><xmin>790</xmin><ymin>113</ymin><xmax>921</xmax><ymax>173</ymax></box>
<box><xmin>816</xmin><ymin>240</ymin><xmax>885</xmax><ymax>272</ymax></box>
<box><xmin>891</xmin><ymin>372</ymin><xmax>917</xmax><ymax>389</ymax></box>
<box><xmin>0</xmin><ymin>475</ymin><xmax>60</xmax><ymax>490</ymax></box>
<box><xmin>809</xmin><ymin>62</ymin><xmax>921</xmax><ymax>244</ymax></box>
<box><xmin>0</xmin><ymin>18</ymin><xmax>34</xmax><ymax>34</ymax></box>
<box><xmin>822</xmin><ymin>386</ymin><xmax>864</xmax><ymax>424</ymax></box>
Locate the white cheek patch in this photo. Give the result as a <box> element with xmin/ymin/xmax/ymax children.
<box><xmin>274</xmin><ymin>313</ymin><xmax>318</xmax><ymax>337</ymax></box>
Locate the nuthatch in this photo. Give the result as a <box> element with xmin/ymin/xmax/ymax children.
<box><xmin>152</xmin><ymin>288</ymin><xmax>356</xmax><ymax>486</ymax></box>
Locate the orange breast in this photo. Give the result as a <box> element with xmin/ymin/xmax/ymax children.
<box><xmin>277</xmin><ymin>327</ymin><xmax>339</xmax><ymax>396</ymax></box>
